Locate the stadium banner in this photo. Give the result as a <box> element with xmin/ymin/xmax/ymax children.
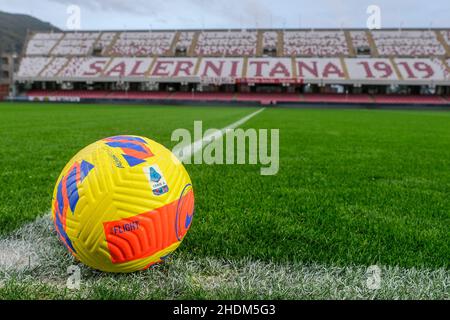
<box><xmin>345</xmin><ymin>58</ymin><xmax>399</xmax><ymax>82</ymax></box>
<box><xmin>246</xmin><ymin>58</ymin><xmax>294</xmax><ymax>79</ymax></box>
<box><xmin>103</xmin><ymin>58</ymin><xmax>154</xmax><ymax>78</ymax></box>
<box><xmin>236</xmin><ymin>78</ymin><xmax>304</xmax><ymax>84</ymax></box>
<box><xmin>199</xmin><ymin>58</ymin><xmax>244</xmax><ymax>79</ymax></box>
<box><xmin>28</xmin><ymin>96</ymin><xmax>81</xmax><ymax>102</ymax></box>
<box><xmin>60</xmin><ymin>57</ymin><xmax>111</xmax><ymax>78</ymax></box>
<box><xmin>16</xmin><ymin>57</ymin><xmax>450</xmax><ymax>85</ymax></box>
<box><xmin>393</xmin><ymin>58</ymin><xmax>450</xmax><ymax>81</ymax></box>
<box><xmin>296</xmin><ymin>58</ymin><xmax>347</xmax><ymax>81</ymax></box>
<box><xmin>148</xmin><ymin>58</ymin><xmax>198</xmax><ymax>78</ymax></box>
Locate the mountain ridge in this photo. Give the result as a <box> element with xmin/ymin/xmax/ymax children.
<box><xmin>0</xmin><ymin>10</ymin><xmax>60</xmax><ymax>54</ymax></box>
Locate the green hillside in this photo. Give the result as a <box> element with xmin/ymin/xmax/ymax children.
<box><xmin>0</xmin><ymin>10</ymin><xmax>59</xmax><ymax>54</ymax></box>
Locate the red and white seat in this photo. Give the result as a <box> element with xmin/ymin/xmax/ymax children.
<box><xmin>195</xmin><ymin>31</ymin><xmax>257</xmax><ymax>56</ymax></box>
<box><xmin>109</xmin><ymin>32</ymin><xmax>175</xmax><ymax>56</ymax></box>
<box><xmin>58</xmin><ymin>58</ymin><xmax>101</xmax><ymax>78</ymax></box>
<box><xmin>26</xmin><ymin>33</ymin><xmax>63</xmax><ymax>55</ymax></box>
<box><xmin>440</xmin><ymin>30</ymin><xmax>450</xmax><ymax>50</ymax></box>
<box><xmin>40</xmin><ymin>58</ymin><xmax>69</xmax><ymax>77</ymax></box>
<box><xmin>284</xmin><ymin>31</ymin><xmax>349</xmax><ymax>56</ymax></box>
<box><xmin>51</xmin><ymin>32</ymin><xmax>100</xmax><ymax>56</ymax></box>
<box><xmin>176</xmin><ymin>32</ymin><xmax>195</xmax><ymax>51</ymax></box>
<box><xmin>262</xmin><ymin>32</ymin><xmax>278</xmax><ymax>51</ymax></box>
<box><xmin>96</xmin><ymin>32</ymin><xmax>117</xmax><ymax>54</ymax></box>
<box><xmin>371</xmin><ymin>30</ymin><xmax>445</xmax><ymax>56</ymax></box>
<box><xmin>17</xmin><ymin>57</ymin><xmax>50</xmax><ymax>77</ymax></box>
<box><xmin>351</xmin><ymin>31</ymin><xmax>371</xmax><ymax>54</ymax></box>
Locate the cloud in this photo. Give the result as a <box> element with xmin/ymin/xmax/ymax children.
<box><xmin>1</xmin><ymin>0</ymin><xmax>448</xmax><ymax>30</ymax></box>
<box><xmin>45</xmin><ymin>0</ymin><xmax>277</xmax><ymax>27</ymax></box>
<box><xmin>46</xmin><ymin>0</ymin><xmax>160</xmax><ymax>16</ymax></box>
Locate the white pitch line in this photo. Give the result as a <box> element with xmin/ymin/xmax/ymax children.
<box><xmin>178</xmin><ymin>108</ymin><xmax>266</xmax><ymax>162</ymax></box>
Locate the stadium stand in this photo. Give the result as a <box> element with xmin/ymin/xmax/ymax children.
<box><xmin>96</xmin><ymin>32</ymin><xmax>117</xmax><ymax>55</ymax></box>
<box><xmin>195</xmin><ymin>30</ymin><xmax>258</xmax><ymax>56</ymax></box>
<box><xmin>371</xmin><ymin>30</ymin><xmax>446</xmax><ymax>56</ymax></box>
<box><xmin>51</xmin><ymin>32</ymin><xmax>100</xmax><ymax>56</ymax></box>
<box><xmin>26</xmin><ymin>33</ymin><xmax>64</xmax><ymax>56</ymax></box>
<box><xmin>351</xmin><ymin>31</ymin><xmax>372</xmax><ymax>55</ymax></box>
<box><xmin>12</xmin><ymin>29</ymin><xmax>450</xmax><ymax>106</ymax></box>
<box><xmin>283</xmin><ymin>30</ymin><xmax>350</xmax><ymax>56</ymax></box>
<box><xmin>22</xmin><ymin>29</ymin><xmax>450</xmax><ymax>59</ymax></box>
<box><xmin>109</xmin><ymin>32</ymin><xmax>175</xmax><ymax>57</ymax></box>
<box><xmin>17</xmin><ymin>57</ymin><xmax>50</xmax><ymax>77</ymax></box>
<box><xmin>441</xmin><ymin>30</ymin><xmax>450</xmax><ymax>46</ymax></box>
<box><xmin>262</xmin><ymin>32</ymin><xmax>278</xmax><ymax>50</ymax></box>
<box><xmin>175</xmin><ymin>32</ymin><xmax>195</xmax><ymax>55</ymax></box>
<box><xmin>39</xmin><ymin>57</ymin><xmax>69</xmax><ymax>77</ymax></box>
<box><xmin>59</xmin><ymin>57</ymin><xmax>94</xmax><ymax>77</ymax></box>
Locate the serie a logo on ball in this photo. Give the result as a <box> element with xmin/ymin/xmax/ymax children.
<box><xmin>52</xmin><ymin>135</ymin><xmax>195</xmax><ymax>273</ymax></box>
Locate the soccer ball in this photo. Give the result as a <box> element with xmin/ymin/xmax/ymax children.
<box><xmin>52</xmin><ymin>135</ymin><xmax>195</xmax><ymax>273</ymax></box>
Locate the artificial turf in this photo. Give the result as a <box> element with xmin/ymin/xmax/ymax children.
<box><xmin>0</xmin><ymin>102</ymin><xmax>449</xmax><ymax>272</ymax></box>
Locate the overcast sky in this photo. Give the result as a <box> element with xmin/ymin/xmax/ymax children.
<box><xmin>0</xmin><ymin>0</ymin><xmax>448</xmax><ymax>30</ymax></box>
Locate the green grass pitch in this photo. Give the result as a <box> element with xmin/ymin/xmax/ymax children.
<box><xmin>0</xmin><ymin>102</ymin><xmax>448</xmax><ymax>299</ymax></box>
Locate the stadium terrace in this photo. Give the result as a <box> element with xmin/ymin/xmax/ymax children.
<box><xmin>11</xmin><ymin>29</ymin><xmax>450</xmax><ymax>103</ymax></box>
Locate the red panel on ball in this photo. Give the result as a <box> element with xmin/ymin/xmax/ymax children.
<box><xmin>103</xmin><ymin>188</ymin><xmax>194</xmax><ymax>264</ymax></box>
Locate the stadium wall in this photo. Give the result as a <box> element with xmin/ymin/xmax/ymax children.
<box><xmin>10</xmin><ymin>92</ymin><xmax>449</xmax><ymax>109</ymax></box>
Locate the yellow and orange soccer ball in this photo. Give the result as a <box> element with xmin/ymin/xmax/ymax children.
<box><xmin>51</xmin><ymin>136</ymin><xmax>194</xmax><ymax>273</ymax></box>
